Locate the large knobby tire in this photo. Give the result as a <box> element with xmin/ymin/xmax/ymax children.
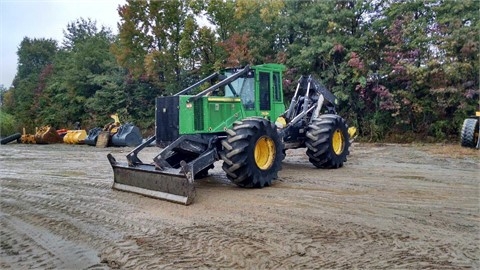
<box><xmin>221</xmin><ymin>118</ymin><xmax>284</xmax><ymax>188</ymax></box>
<box><xmin>306</xmin><ymin>114</ymin><xmax>350</xmax><ymax>168</ymax></box>
<box><xmin>460</xmin><ymin>118</ymin><xmax>479</xmax><ymax>148</ymax></box>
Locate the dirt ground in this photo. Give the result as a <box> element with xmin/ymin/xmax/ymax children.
<box><xmin>0</xmin><ymin>142</ymin><xmax>479</xmax><ymax>269</ymax></box>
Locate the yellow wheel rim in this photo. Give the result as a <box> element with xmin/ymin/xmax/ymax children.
<box><xmin>254</xmin><ymin>136</ymin><xmax>276</xmax><ymax>170</ymax></box>
<box><xmin>332</xmin><ymin>129</ymin><xmax>345</xmax><ymax>155</ymax></box>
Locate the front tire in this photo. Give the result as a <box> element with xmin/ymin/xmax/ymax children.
<box><xmin>306</xmin><ymin>114</ymin><xmax>350</xmax><ymax>168</ymax></box>
<box><xmin>221</xmin><ymin>118</ymin><xmax>284</xmax><ymax>187</ymax></box>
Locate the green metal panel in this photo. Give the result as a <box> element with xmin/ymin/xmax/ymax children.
<box><xmin>178</xmin><ymin>95</ymin><xmax>195</xmax><ymax>134</ymax></box>
<box><xmin>178</xmin><ymin>96</ymin><xmax>244</xmax><ymax>135</ymax></box>
<box><xmin>205</xmin><ymin>97</ymin><xmax>244</xmax><ymax>132</ymax></box>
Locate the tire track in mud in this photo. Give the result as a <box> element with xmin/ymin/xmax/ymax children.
<box><xmin>98</xmin><ymin>219</ymin><xmax>472</xmax><ymax>269</ymax></box>
<box><xmin>0</xmin><ymin>214</ymin><xmax>103</xmax><ymax>269</ymax></box>
<box><xmin>1</xmin><ymin>184</ymin><xmax>170</xmax><ymax>269</ymax></box>
<box><xmin>1</xmin><ymin>182</ymin><xmax>165</xmax><ymax>240</ymax></box>
<box><xmin>1</xmin><ymin>144</ymin><xmax>478</xmax><ymax>269</ymax></box>
<box><xmin>1</xmin><ymin>154</ymin><xmax>168</xmax><ymax>270</ymax></box>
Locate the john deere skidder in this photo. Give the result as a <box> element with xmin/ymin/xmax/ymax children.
<box><xmin>107</xmin><ymin>64</ymin><xmax>356</xmax><ymax>205</ymax></box>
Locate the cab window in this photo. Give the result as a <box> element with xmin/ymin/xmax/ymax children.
<box><xmin>259</xmin><ymin>72</ymin><xmax>270</xmax><ymax>110</ymax></box>
<box><xmin>273</xmin><ymin>72</ymin><xmax>281</xmax><ymax>102</ymax></box>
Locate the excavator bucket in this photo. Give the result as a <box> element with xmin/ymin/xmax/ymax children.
<box><xmin>35</xmin><ymin>126</ymin><xmax>63</xmax><ymax>144</ymax></box>
<box><xmin>108</xmin><ymin>135</ymin><xmax>218</xmax><ymax>205</ymax></box>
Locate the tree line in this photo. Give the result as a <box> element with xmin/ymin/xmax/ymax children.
<box><xmin>1</xmin><ymin>0</ymin><xmax>478</xmax><ymax>142</ymax></box>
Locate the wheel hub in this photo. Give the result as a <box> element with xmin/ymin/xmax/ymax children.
<box><xmin>254</xmin><ymin>136</ymin><xmax>275</xmax><ymax>170</ymax></box>
<box><xmin>332</xmin><ymin>129</ymin><xmax>345</xmax><ymax>155</ymax></box>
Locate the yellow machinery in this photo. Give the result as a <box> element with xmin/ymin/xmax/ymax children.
<box><xmin>106</xmin><ymin>114</ymin><xmax>121</xmax><ymax>133</ymax></box>
<box><xmin>34</xmin><ymin>126</ymin><xmax>63</xmax><ymax>144</ymax></box>
<box><xmin>63</xmin><ymin>130</ymin><xmax>87</xmax><ymax>144</ymax></box>
<box><xmin>19</xmin><ymin>126</ymin><xmax>63</xmax><ymax>144</ymax></box>
<box><xmin>96</xmin><ymin>114</ymin><xmax>121</xmax><ymax>148</ymax></box>
<box><xmin>20</xmin><ymin>127</ymin><xmax>36</xmax><ymax>144</ymax></box>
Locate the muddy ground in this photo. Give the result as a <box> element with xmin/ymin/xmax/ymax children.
<box><xmin>0</xmin><ymin>142</ymin><xmax>479</xmax><ymax>269</ymax></box>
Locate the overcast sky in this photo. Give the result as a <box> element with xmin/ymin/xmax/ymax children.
<box><xmin>0</xmin><ymin>0</ymin><xmax>125</xmax><ymax>88</ymax></box>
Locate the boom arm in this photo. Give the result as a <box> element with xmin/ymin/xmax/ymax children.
<box><xmin>175</xmin><ymin>72</ymin><xmax>221</xmax><ymax>96</ymax></box>
<box><xmin>283</xmin><ymin>75</ymin><xmax>338</xmax><ymax>124</ymax></box>
<box><xmin>187</xmin><ymin>65</ymin><xmax>250</xmax><ymax>103</ymax></box>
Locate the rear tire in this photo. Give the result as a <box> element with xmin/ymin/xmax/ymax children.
<box><xmin>306</xmin><ymin>114</ymin><xmax>350</xmax><ymax>168</ymax></box>
<box><xmin>221</xmin><ymin>118</ymin><xmax>284</xmax><ymax>188</ymax></box>
<box><xmin>461</xmin><ymin>118</ymin><xmax>479</xmax><ymax>148</ymax></box>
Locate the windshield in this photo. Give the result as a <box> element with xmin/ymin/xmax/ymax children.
<box><xmin>224</xmin><ymin>70</ymin><xmax>255</xmax><ymax>110</ymax></box>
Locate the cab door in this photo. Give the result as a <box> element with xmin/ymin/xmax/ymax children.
<box><xmin>256</xmin><ymin>70</ymin><xmax>284</xmax><ymax>121</ymax></box>
<box><xmin>271</xmin><ymin>71</ymin><xmax>285</xmax><ymax>120</ymax></box>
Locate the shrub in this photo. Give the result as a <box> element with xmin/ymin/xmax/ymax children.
<box><xmin>0</xmin><ymin>110</ymin><xmax>18</xmax><ymax>137</ymax></box>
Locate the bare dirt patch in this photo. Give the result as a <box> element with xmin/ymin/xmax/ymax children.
<box><xmin>1</xmin><ymin>143</ymin><xmax>479</xmax><ymax>269</ymax></box>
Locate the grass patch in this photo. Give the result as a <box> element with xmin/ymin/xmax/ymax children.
<box><xmin>416</xmin><ymin>143</ymin><xmax>479</xmax><ymax>159</ymax></box>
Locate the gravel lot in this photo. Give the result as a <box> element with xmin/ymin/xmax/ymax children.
<box><xmin>1</xmin><ymin>142</ymin><xmax>479</xmax><ymax>269</ymax></box>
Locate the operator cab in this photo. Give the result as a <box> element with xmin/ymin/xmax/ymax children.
<box><xmin>221</xmin><ymin>64</ymin><xmax>285</xmax><ymax>120</ymax></box>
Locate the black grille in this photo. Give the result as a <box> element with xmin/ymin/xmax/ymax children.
<box><xmin>156</xmin><ymin>96</ymin><xmax>179</xmax><ymax>144</ymax></box>
<box><xmin>194</xmin><ymin>99</ymin><xmax>204</xmax><ymax>131</ymax></box>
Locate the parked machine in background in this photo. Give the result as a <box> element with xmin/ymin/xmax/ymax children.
<box><xmin>63</xmin><ymin>130</ymin><xmax>87</xmax><ymax>144</ymax></box>
<box><xmin>460</xmin><ymin>111</ymin><xmax>480</xmax><ymax>149</ymax></box>
<box><xmin>108</xmin><ymin>64</ymin><xmax>356</xmax><ymax>205</ymax></box>
<box><xmin>84</xmin><ymin>127</ymin><xmax>103</xmax><ymax>146</ymax></box>
<box><xmin>85</xmin><ymin>114</ymin><xmax>143</xmax><ymax>147</ymax></box>
<box><xmin>17</xmin><ymin>126</ymin><xmax>63</xmax><ymax>144</ymax></box>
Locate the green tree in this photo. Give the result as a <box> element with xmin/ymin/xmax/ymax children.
<box><xmin>205</xmin><ymin>0</ymin><xmax>237</xmax><ymax>41</ymax></box>
<box><xmin>431</xmin><ymin>0</ymin><xmax>479</xmax><ymax>134</ymax></box>
<box><xmin>5</xmin><ymin>0</ymin><xmax>478</xmax><ymax>142</ymax></box>
<box><xmin>371</xmin><ymin>0</ymin><xmax>479</xmax><ymax>140</ymax></box>
<box><xmin>114</xmin><ymin>0</ymin><xmax>204</xmax><ymax>93</ymax></box>
<box><xmin>6</xmin><ymin>37</ymin><xmax>58</xmax><ymax>129</ymax></box>
<box><xmin>0</xmin><ymin>110</ymin><xmax>18</xmax><ymax>136</ymax></box>
<box><xmin>205</xmin><ymin>0</ymin><xmax>285</xmax><ymax>67</ymax></box>
<box><xmin>279</xmin><ymin>0</ymin><xmax>383</xmax><ymax>138</ymax></box>
<box><xmin>0</xmin><ymin>85</ymin><xmax>18</xmax><ymax>136</ymax></box>
<box><xmin>39</xmin><ymin>18</ymin><xmax>124</xmax><ymax>129</ymax></box>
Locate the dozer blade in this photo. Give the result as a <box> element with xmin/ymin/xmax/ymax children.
<box><xmin>108</xmin><ymin>154</ymin><xmax>195</xmax><ymax>205</ymax></box>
